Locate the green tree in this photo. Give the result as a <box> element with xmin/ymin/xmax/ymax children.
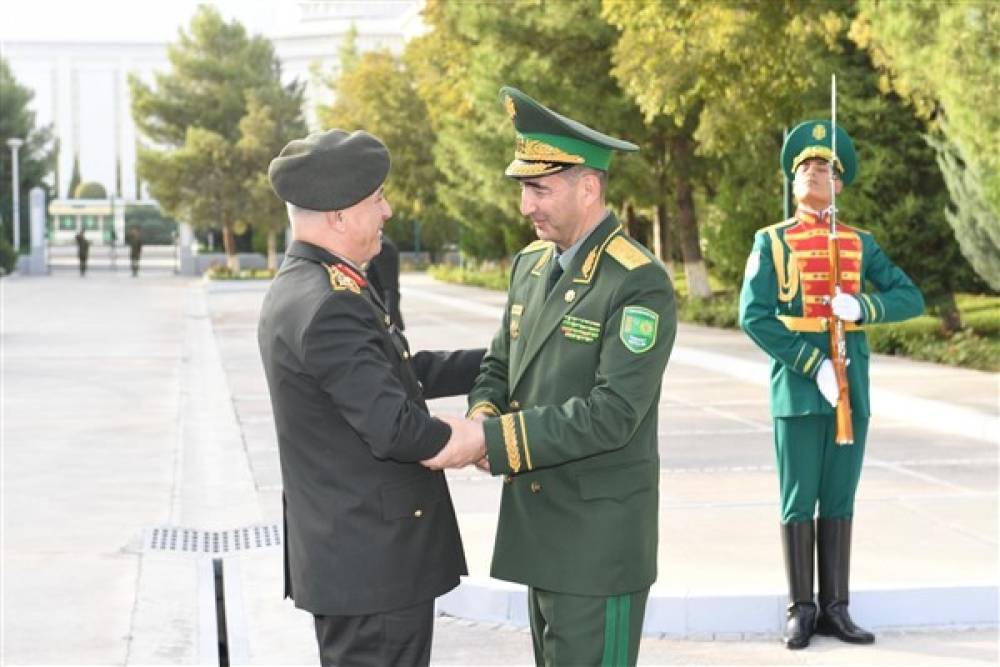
<box><xmin>851</xmin><ymin>1</ymin><xmax>1000</xmax><ymax>289</ymax></box>
<box><xmin>603</xmin><ymin>0</ymin><xmax>851</xmax><ymax>298</ymax></box>
<box><xmin>130</xmin><ymin>6</ymin><xmax>305</xmax><ymax>269</ymax></box>
<box><xmin>409</xmin><ymin>0</ymin><xmax>654</xmax><ymax>264</ymax></box>
<box><xmin>317</xmin><ymin>47</ymin><xmax>455</xmax><ymax>255</ymax></box>
<box><xmin>74</xmin><ymin>181</ymin><xmax>107</xmax><ymax>199</ymax></box>
<box><xmin>1</xmin><ymin>57</ymin><xmax>55</xmax><ymax>251</ymax></box>
<box><xmin>238</xmin><ymin>91</ymin><xmax>307</xmax><ymax>269</ymax></box>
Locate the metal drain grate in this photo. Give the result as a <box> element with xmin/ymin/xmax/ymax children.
<box><xmin>144</xmin><ymin>523</ymin><xmax>281</xmax><ymax>555</ymax></box>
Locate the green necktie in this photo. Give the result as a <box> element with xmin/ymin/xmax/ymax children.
<box><xmin>546</xmin><ymin>256</ymin><xmax>563</xmax><ymax>297</ymax></box>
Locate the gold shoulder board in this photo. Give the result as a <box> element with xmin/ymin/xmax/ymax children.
<box><xmin>522</xmin><ymin>239</ymin><xmax>554</xmax><ymax>255</ymax></box>
<box><xmin>605</xmin><ymin>236</ymin><xmax>651</xmax><ymax>271</ymax></box>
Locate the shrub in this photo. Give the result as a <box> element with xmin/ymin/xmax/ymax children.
<box><xmin>205</xmin><ymin>264</ymin><xmax>275</xmax><ymax>280</ymax></box>
<box><xmin>0</xmin><ymin>233</ymin><xmax>16</xmax><ymax>275</ymax></box>
<box><xmin>74</xmin><ymin>181</ymin><xmax>108</xmax><ymax>199</ymax></box>
<box><xmin>428</xmin><ymin>263</ymin><xmax>509</xmax><ymax>291</ymax></box>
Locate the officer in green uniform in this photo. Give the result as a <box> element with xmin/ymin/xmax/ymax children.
<box><xmin>739</xmin><ymin>120</ymin><xmax>924</xmax><ymax>649</ymax></box>
<box><xmin>467</xmin><ymin>87</ymin><xmax>677</xmax><ymax>666</ymax></box>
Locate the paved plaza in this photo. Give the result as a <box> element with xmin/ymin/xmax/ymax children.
<box><xmin>2</xmin><ymin>270</ymin><xmax>997</xmax><ymax>665</ymax></box>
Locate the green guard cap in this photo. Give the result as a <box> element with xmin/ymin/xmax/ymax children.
<box><xmin>499</xmin><ymin>86</ymin><xmax>638</xmax><ymax>178</ymax></box>
<box><xmin>781</xmin><ymin>120</ymin><xmax>858</xmax><ymax>186</ymax></box>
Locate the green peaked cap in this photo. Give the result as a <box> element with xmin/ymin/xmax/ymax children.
<box><xmin>499</xmin><ymin>86</ymin><xmax>638</xmax><ymax>178</ymax></box>
<box><xmin>781</xmin><ymin>120</ymin><xmax>858</xmax><ymax>186</ymax></box>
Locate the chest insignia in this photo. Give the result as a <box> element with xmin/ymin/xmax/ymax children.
<box><xmin>561</xmin><ymin>315</ymin><xmax>601</xmax><ymax>343</ymax></box>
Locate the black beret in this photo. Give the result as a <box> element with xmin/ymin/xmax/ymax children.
<box><xmin>267</xmin><ymin>129</ymin><xmax>390</xmax><ymax>211</ymax></box>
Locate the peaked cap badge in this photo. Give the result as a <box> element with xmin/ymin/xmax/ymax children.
<box><xmin>812</xmin><ymin>124</ymin><xmax>827</xmax><ymax>140</ymax></box>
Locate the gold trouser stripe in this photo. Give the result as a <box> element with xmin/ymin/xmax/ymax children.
<box><xmin>517</xmin><ymin>411</ymin><xmax>532</xmax><ymax>471</ymax></box>
<box><xmin>779</xmin><ymin>315</ymin><xmax>863</xmax><ymax>333</ymax></box>
<box><xmin>500</xmin><ymin>414</ymin><xmax>521</xmax><ymax>473</ymax></box>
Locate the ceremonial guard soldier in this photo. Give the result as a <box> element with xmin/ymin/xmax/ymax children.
<box><xmin>468</xmin><ymin>87</ymin><xmax>677</xmax><ymax>666</ymax></box>
<box><xmin>739</xmin><ymin>119</ymin><xmax>924</xmax><ymax>649</ymax></box>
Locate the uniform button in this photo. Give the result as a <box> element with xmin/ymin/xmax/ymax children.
<box><xmin>413</xmin><ymin>509</ymin><xmax>423</xmax><ymax>518</ymax></box>
<box><xmin>385</xmin><ymin>315</ymin><xmax>391</xmax><ymax>325</ymax></box>
<box><xmin>503</xmin><ymin>475</ymin><xmax>513</xmax><ymax>485</ymax></box>
<box><xmin>403</xmin><ymin>351</ymin><xmax>410</xmax><ymax>360</ymax></box>
<box><xmin>510</xmin><ymin>400</ymin><xmax>520</xmax><ymax>410</ymax></box>
<box><xmin>530</xmin><ymin>481</ymin><xmax>541</xmax><ymax>493</ymax></box>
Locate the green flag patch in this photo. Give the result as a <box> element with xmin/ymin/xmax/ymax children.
<box><xmin>620</xmin><ymin>306</ymin><xmax>658</xmax><ymax>353</ymax></box>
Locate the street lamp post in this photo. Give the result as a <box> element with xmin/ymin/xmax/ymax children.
<box><xmin>7</xmin><ymin>138</ymin><xmax>24</xmax><ymax>253</ymax></box>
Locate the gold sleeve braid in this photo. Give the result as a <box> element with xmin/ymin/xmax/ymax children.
<box><xmin>500</xmin><ymin>414</ymin><xmax>521</xmax><ymax>473</ymax></box>
<box><xmin>467</xmin><ymin>401</ymin><xmax>501</xmax><ymax>419</ymax></box>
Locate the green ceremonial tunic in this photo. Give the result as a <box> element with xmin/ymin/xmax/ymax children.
<box><xmin>468</xmin><ymin>213</ymin><xmax>677</xmax><ymax>596</ymax></box>
<box><xmin>738</xmin><ymin>212</ymin><xmax>924</xmax><ymax>522</ymax></box>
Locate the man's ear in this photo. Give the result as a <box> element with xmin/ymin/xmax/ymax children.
<box><xmin>834</xmin><ymin>178</ymin><xmax>844</xmax><ymax>196</ymax></box>
<box><xmin>326</xmin><ymin>209</ymin><xmax>345</xmax><ymax>231</ymax></box>
<box><xmin>581</xmin><ymin>171</ymin><xmax>600</xmax><ymax>206</ymax></box>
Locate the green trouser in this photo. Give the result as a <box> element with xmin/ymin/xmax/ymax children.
<box><xmin>528</xmin><ymin>587</ymin><xmax>649</xmax><ymax>667</ymax></box>
<box><xmin>774</xmin><ymin>413</ymin><xmax>870</xmax><ymax>523</ymax></box>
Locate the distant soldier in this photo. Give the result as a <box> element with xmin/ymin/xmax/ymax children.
<box><xmin>739</xmin><ymin>120</ymin><xmax>924</xmax><ymax>649</ymax></box>
<box><xmin>127</xmin><ymin>226</ymin><xmax>142</xmax><ymax>277</ymax></box>
<box><xmin>74</xmin><ymin>229</ymin><xmax>90</xmax><ymax>276</ymax></box>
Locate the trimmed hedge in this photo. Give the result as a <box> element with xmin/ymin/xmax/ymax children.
<box><xmin>429</xmin><ymin>265</ymin><xmax>999</xmax><ymax>372</ymax></box>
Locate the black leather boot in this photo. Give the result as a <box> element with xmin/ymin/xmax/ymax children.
<box><xmin>781</xmin><ymin>521</ymin><xmax>817</xmax><ymax>649</ymax></box>
<box><xmin>815</xmin><ymin>518</ymin><xmax>875</xmax><ymax>644</ymax></box>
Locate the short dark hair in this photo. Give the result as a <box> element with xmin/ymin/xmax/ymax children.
<box><xmin>562</xmin><ymin>165</ymin><xmax>608</xmax><ymax>198</ymax></box>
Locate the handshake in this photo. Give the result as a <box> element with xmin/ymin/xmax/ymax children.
<box><xmin>420</xmin><ymin>414</ymin><xmax>491</xmax><ymax>472</ymax></box>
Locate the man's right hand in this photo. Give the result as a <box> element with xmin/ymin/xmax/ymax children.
<box><xmin>420</xmin><ymin>416</ymin><xmax>486</xmax><ymax>470</ymax></box>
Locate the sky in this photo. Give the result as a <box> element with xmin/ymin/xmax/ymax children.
<box><xmin>0</xmin><ymin>0</ymin><xmax>285</xmax><ymax>42</ymax></box>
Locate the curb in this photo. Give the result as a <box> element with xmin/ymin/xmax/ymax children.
<box><xmin>438</xmin><ymin>578</ymin><xmax>999</xmax><ymax>637</ymax></box>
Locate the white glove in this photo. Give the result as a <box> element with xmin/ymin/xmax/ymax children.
<box><xmin>816</xmin><ymin>359</ymin><xmax>839</xmax><ymax>407</ymax></box>
<box><xmin>831</xmin><ymin>293</ymin><xmax>862</xmax><ymax>322</ymax></box>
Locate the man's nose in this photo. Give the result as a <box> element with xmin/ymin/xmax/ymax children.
<box><xmin>382</xmin><ymin>199</ymin><xmax>392</xmax><ymax>219</ymax></box>
<box><xmin>520</xmin><ymin>190</ymin><xmax>534</xmax><ymax>216</ymax></box>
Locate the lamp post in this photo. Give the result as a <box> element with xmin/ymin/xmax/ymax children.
<box><xmin>6</xmin><ymin>138</ymin><xmax>24</xmax><ymax>253</ymax></box>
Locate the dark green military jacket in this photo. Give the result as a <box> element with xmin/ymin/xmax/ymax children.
<box><xmin>739</xmin><ymin>213</ymin><xmax>924</xmax><ymax>418</ymax></box>
<box><xmin>468</xmin><ymin>214</ymin><xmax>677</xmax><ymax>596</ymax></box>
<box><xmin>258</xmin><ymin>240</ymin><xmax>484</xmax><ymax>615</ymax></box>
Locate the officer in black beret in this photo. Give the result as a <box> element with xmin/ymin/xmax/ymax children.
<box><xmin>258</xmin><ymin>129</ymin><xmax>487</xmax><ymax>666</ymax></box>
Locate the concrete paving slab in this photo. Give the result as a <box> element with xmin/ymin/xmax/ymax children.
<box><xmin>2</xmin><ymin>271</ymin><xmax>997</xmax><ymax>665</ymax></box>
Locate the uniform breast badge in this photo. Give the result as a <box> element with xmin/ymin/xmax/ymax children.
<box><xmin>564</xmin><ymin>289</ymin><xmax>576</xmax><ymax>303</ymax></box>
<box><xmin>510</xmin><ymin>304</ymin><xmax>523</xmax><ymax>339</ymax></box>
<box><xmin>561</xmin><ymin>315</ymin><xmax>601</xmax><ymax>343</ymax></box>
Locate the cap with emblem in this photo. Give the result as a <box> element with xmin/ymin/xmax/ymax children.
<box><xmin>781</xmin><ymin>120</ymin><xmax>857</xmax><ymax>186</ymax></box>
<box><xmin>268</xmin><ymin>129</ymin><xmax>390</xmax><ymax>211</ymax></box>
<box><xmin>500</xmin><ymin>86</ymin><xmax>638</xmax><ymax>179</ymax></box>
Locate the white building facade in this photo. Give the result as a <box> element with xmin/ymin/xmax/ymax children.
<box><xmin>2</xmin><ymin>1</ymin><xmax>422</xmax><ymax>201</ymax></box>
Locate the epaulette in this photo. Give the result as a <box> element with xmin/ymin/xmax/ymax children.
<box><xmin>521</xmin><ymin>239</ymin><xmax>554</xmax><ymax>255</ymax></box>
<box><xmin>325</xmin><ymin>263</ymin><xmax>366</xmax><ymax>294</ymax></box>
<box><xmin>759</xmin><ymin>217</ymin><xmax>797</xmax><ymax>233</ymax></box>
<box><xmin>605</xmin><ymin>236</ymin><xmax>651</xmax><ymax>271</ymax></box>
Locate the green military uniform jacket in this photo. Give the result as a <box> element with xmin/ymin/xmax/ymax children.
<box><xmin>468</xmin><ymin>214</ymin><xmax>677</xmax><ymax>597</ymax></box>
<box><xmin>739</xmin><ymin>213</ymin><xmax>924</xmax><ymax>418</ymax></box>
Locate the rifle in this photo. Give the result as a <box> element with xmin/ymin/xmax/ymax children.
<box><xmin>827</xmin><ymin>74</ymin><xmax>854</xmax><ymax>445</ymax></box>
